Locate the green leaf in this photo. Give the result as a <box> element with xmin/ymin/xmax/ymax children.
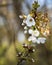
<box><xmin>32</xmin><ymin>1</ymin><xmax>40</xmax><ymax>9</ymax></box>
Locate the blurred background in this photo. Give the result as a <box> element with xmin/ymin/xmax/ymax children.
<box><xmin>0</xmin><ymin>0</ymin><xmax>52</xmax><ymax>65</ymax></box>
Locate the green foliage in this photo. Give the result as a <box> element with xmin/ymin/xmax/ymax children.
<box><xmin>32</xmin><ymin>1</ymin><xmax>40</xmax><ymax>9</ymax></box>
<box><xmin>32</xmin><ymin>1</ymin><xmax>40</xmax><ymax>13</ymax></box>
<box><xmin>0</xmin><ymin>46</ymin><xmax>6</xmax><ymax>56</ymax></box>
<box><xmin>0</xmin><ymin>57</ymin><xmax>7</xmax><ymax>65</ymax></box>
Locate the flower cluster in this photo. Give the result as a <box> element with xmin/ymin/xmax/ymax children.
<box><xmin>17</xmin><ymin>43</ymin><xmax>35</xmax><ymax>63</ymax></box>
<box><xmin>19</xmin><ymin>1</ymin><xmax>50</xmax><ymax>44</ymax></box>
<box><xmin>17</xmin><ymin>1</ymin><xmax>50</xmax><ymax>65</ymax></box>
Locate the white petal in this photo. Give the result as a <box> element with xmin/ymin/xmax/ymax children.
<box><xmin>33</xmin><ymin>49</ymin><xmax>35</xmax><ymax>52</ymax></box>
<box><xmin>36</xmin><ymin>39</ymin><xmax>40</xmax><ymax>44</ymax></box>
<box><xmin>28</xmin><ymin>29</ymin><xmax>33</xmax><ymax>34</ymax></box>
<box><xmin>28</xmin><ymin>36</ymin><xmax>32</xmax><ymax>41</ymax></box>
<box><xmin>22</xmin><ymin>23</ymin><xmax>24</xmax><ymax>26</ymax></box>
<box><xmin>32</xmin><ymin>21</ymin><xmax>35</xmax><ymax>26</ymax></box>
<box><xmin>26</xmin><ymin>21</ymin><xmax>35</xmax><ymax>27</ymax></box>
<box><xmin>32</xmin><ymin>37</ymin><xmax>37</xmax><ymax>43</ymax></box>
<box><xmin>32</xmin><ymin>29</ymin><xmax>40</xmax><ymax>37</ymax></box>
<box><xmin>27</xmin><ymin>14</ymin><xmax>31</xmax><ymax>19</ymax></box>
<box><xmin>24</xmin><ymin>30</ymin><xmax>27</xmax><ymax>34</ymax></box>
<box><xmin>38</xmin><ymin>37</ymin><xmax>46</xmax><ymax>44</ymax></box>
<box><xmin>41</xmin><ymin>38</ymin><xmax>46</xmax><ymax>44</ymax></box>
<box><xmin>26</xmin><ymin>21</ymin><xmax>33</xmax><ymax>27</ymax></box>
<box><xmin>24</xmin><ymin>26</ymin><xmax>27</xmax><ymax>29</ymax></box>
<box><xmin>19</xmin><ymin>15</ymin><xmax>23</xmax><ymax>18</ymax></box>
<box><xmin>30</xmin><ymin>36</ymin><xmax>37</xmax><ymax>43</ymax></box>
<box><xmin>25</xmin><ymin>14</ymin><xmax>35</xmax><ymax>27</ymax></box>
<box><xmin>23</xmin><ymin>19</ymin><xmax>26</xmax><ymax>23</ymax></box>
<box><xmin>25</xmin><ymin>44</ymin><xmax>28</xmax><ymax>47</ymax></box>
<box><xmin>28</xmin><ymin>36</ymin><xmax>37</xmax><ymax>43</ymax></box>
<box><xmin>32</xmin><ymin>58</ymin><xmax>35</xmax><ymax>62</ymax></box>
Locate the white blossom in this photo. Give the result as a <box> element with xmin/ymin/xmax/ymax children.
<box><xmin>25</xmin><ymin>15</ymin><xmax>35</xmax><ymax>27</ymax></box>
<box><xmin>32</xmin><ymin>29</ymin><xmax>40</xmax><ymax>37</ymax></box>
<box><xmin>37</xmin><ymin>37</ymin><xmax>46</xmax><ymax>44</ymax></box>
<box><xmin>28</xmin><ymin>36</ymin><xmax>37</xmax><ymax>43</ymax></box>
<box><xmin>28</xmin><ymin>29</ymin><xmax>33</xmax><ymax>34</ymax></box>
<box><xmin>28</xmin><ymin>29</ymin><xmax>40</xmax><ymax>37</ymax></box>
<box><xmin>24</xmin><ymin>26</ymin><xmax>28</xmax><ymax>30</ymax></box>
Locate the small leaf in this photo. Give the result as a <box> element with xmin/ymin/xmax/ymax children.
<box><xmin>32</xmin><ymin>1</ymin><xmax>40</xmax><ymax>9</ymax></box>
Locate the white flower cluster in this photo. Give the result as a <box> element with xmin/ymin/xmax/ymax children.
<box><xmin>19</xmin><ymin>14</ymin><xmax>47</xmax><ymax>44</ymax></box>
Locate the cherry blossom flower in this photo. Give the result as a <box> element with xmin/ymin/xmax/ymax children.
<box><xmin>25</xmin><ymin>15</ymin><xmax>35</xmax><ymax>27</ymax></box>
<box><xmin>37</xmin><ymin>37</ymin><xmax>46</xmax><ymax>44</ymax></box>
<box><xmin>28</xmin><ymin>29</ymin><xmax>33</xmax><ymax>34</ymax></box>
<box><xmin>28</xmin><ymin>36</ymin><xmax>37</xmax><ymax>43</ymax></box>
<box><xmin>28</xmin><ymin>29</ymin><xmax>40</xmax><ymax>37</ymax></box>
